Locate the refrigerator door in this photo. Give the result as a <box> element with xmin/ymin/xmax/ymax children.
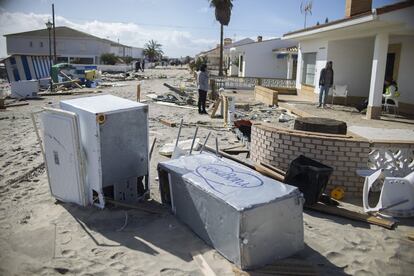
<box><xmin>41</xmin><ymin>108</ymin><xmax>87</xmax><ymax>206</ymax></box>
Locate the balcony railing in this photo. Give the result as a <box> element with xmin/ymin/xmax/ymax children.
<box><xmin>211</xmin><ymin>76</ymin><xmax>296</xmax><ymax>90</ymax></box>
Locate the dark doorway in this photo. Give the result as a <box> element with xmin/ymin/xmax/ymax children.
<box><xmin>292</xmin><ymin>59</ymin><xmax>298</xmax><ymax>80</ymax></box>
<box><xmin>385</xmin><ymin>53</ymin><xmax>395</xmax><ymax>82</ymax></box>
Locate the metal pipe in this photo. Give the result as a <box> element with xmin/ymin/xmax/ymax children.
<box><xmin>189</xmin><ymin>127</ymin><xmax>199</xmax><ymax>155</ymax></box>
<box><xmin>52</xmin><ymin>4</ymin><xmax>56</xmax><ymax>62</ymax></box>
<box><xmin>174</xmin><ymin>118</ymin><xmax>183</xmax><ymax>149</ymax></box>
<box><xmin>47</xmin><ymin>25</ymin><xmax>52</xmax><ymax>91</ymax></box>
<box><xmin>215</xmin><ymin>136</ymin><xmax>220</xmax><ymax>157</ymax></box>
<box><xmin>149</xmin><ymin>137</ymin><xmax>157</xmax><ymax>161</ymax></box>
<box><xmin>200</xmin><ymin>131</ymin><xmax>211</xmax><ymax>154</ymax></box>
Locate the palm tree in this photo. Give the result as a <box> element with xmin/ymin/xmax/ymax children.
<box><xmin>210</xmin><ymin>0</ymin><xmax>233</xmax><ymax>76</ymax></box>
<box><xmin>143</xmin><ymin>40</ymin><xmax>164</xmax><ymax>62</ymax></box>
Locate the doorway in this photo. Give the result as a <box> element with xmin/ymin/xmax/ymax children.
<box><xmin>386</xmin><ymin>44</ymin><xmax>401</xmax><ymax>82</ymax></box>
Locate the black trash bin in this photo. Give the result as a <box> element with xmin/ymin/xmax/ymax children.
<box><xmin>284</xmin><ymin>155</ymin><xmax>333</xmax><ymax>206</ymax></box>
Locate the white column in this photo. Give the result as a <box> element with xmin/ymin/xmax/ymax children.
<box><xmin>287</xmin><ymin>54</ymin><xmax>294</xmax><ymax>79</ymax></box>
<box><xmin>367</xmin><ymin>33</ymin><xmax>389</xmax><ymax>119</ymax></box>
<box><xmin>296</xmin><ymin>47</ymin><xmax>303</xmax><ymax>89</ymax></box>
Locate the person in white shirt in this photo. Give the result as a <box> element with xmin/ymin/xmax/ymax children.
<box><xmin>196</xmin><ymin>64</ymin><xmax>209</xmax><ymax>114</ymax></box>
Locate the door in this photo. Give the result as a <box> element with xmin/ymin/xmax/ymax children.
<box><xmin>385</xmin><ymin>53</ymin><xmax>395</xmax><ymax>82</ymax></box>
<box><xmin>41</xmin><ymin>108</ymin><xmax>87</xmax><ymax>206</ymax></box>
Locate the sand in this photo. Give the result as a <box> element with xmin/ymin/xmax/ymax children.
<box><xmin>0</xmin><ymin>68</ymin><xmax>413</xmax><ymax>276</ymax></box>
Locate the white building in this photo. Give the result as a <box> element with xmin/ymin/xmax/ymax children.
<box><xmin>283</xmin><ymin>0</ymin><xmax>414</xmax><ymax>118</ymax></box>
<box><xmin>4</xmin><ymin>26</ymin><xmax>143</xmax><ymax>64</ymax></box>
<box><xmin>2</xmin><ymin>26</ymin><xmax>143</xmax><ymax>82</ymax></box>
<box><xmin>226</xmin><ymin>36</ymin><xmax>297</xmax><ymax>79</ymax></box>
<box><xmin>196</xmin><ymin>38</ymin><xmax>254</xmax><ymax>70</ymax></box>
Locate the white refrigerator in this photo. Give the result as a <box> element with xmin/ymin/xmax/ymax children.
<box><xmin>41</xmin><ymin>95</ymin><xmax>149</xmax><ymax>208</ymax></box>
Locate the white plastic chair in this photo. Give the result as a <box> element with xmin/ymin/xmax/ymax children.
<box><xmin>363</xmin><ymin>170</ymin><xmax>414</xmax><ymax>217</ymax></box>
<box><xmin>331</xmin><ymin>85</ymin><xmax>348</xmax><ymax>105</ymax></box>
<box><xmin>383</xmin><ymin>93</ymin><xmax>399</xmax><ymax>115</ymax></box>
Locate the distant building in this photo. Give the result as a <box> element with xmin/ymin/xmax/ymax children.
<box><xmin>2</xmin><ymin>26</ymin><xmax>143</xmax><ymax>82</ymax></box>
<box><xmin>4</xmin><ymin>26</ymin><xmax>143</xmax><ymax>64</ymax></box>
<box><xmin>195</xmin><ymin>38</ymin><xmax>254</xmax><ymax>70</ymax></box>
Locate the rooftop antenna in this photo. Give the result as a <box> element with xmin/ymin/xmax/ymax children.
<box><xmin>300</xmin><ymin>0</ymin><xmax>313</xmax><ymax>29</ymax></box>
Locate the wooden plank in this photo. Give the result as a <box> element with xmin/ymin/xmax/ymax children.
<box><xmin>254</xmin><ymin>163</ymin><xmax>285</xmax><ymax>182</ymax></box>
<box><xmin>191</xmin><ymin>251</ymin><xmax>217</xmax><ymax>276</ymax></box>
<box><xmin>254</xmin><ymin>86</ymin><xmax>278</xmax><ymax>106</ymax></box>
<box><xmin>163</xmin><ymin>82</ymin><xmax>187</xmax><ymax>96</ymax></box>
<box><xmin>260</xmin><ymin>162</ymin><xmax>287</xmax><ymax>177</ymax></box>
<box><xmin>104</xmin><ymin>198</ymin><xmax>165</xmax><ymax>215</ymax></box>
<box><xmin>223</xmin><ymin>148</ymin><xmax>250</xmax><ymax>155</ymax></box>
<box><xmin>159</xmin><ymin>118</ymin><xmax>176</xmax><ymax>127</ymax></box>
<box><xmin>200</xmin><ymin>143</ymin><xmax>255</xmax><ymax>170</ymax></box>
<box><xmin>221</xmin><ymin>144</ymin><xmax>245</xmax><ymax>151</ymax></box>
<box><xmin>210</xmin><ymin>98</ymin><xmax>222</xmax><ymax>118</ymax></box>
<box><xmin>59</xmin><ymin>71</ymin><xmax>83</xmax><ymax>89</ymax></box>
<box><xmin>307</xmin><ymin>202</ymin><xmax>396</xmax><ymax>229</ymax></box>
<box><xmin>5</xmin><ymin>102</ymin><xmax>29</xmax><ymax>108</ymax></box>
<box><xmin>136</xmin><ymin>83</ymin><xmax>141</xmax><ymax>102</ymax></box>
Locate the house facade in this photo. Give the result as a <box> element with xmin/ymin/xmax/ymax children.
<box><xmin>284</xmin><ymin>0</ymin><xmax>414</xmax><ymax>117</ymax></box>
<box><xmin>4</xmin><ymin>26</ymin><xmax>143</xmax><ymax>64</ymax></box>
<box><xmin>195</xmin><ymin>38</ymin><xmax>254</xmax><ymax>71</ymax></box>
<box><xmin>226</xmin><ymin>37</ymin><xmax>298</xmax><ymax>79</ymax></box>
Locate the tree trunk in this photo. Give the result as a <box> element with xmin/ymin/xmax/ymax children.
<box><xmin>219</xmin><ymin>24</ymin><xmax>224</xmax><ymax>77</ymax></box>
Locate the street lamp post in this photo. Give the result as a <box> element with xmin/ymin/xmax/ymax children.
<box><xmin>46</xmin><ymin>20</ymin><xmax>53</xmax><ymax>92</ymax></box>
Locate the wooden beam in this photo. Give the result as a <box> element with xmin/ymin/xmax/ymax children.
<box><xmin>254</xmin><ymin>163</ymin><xmax>285</xmax><ymax>182</ymax></box>
<box><xmin>104</xmin><ymin>198</ymin><xmax>165</xmax><ymax>215</ymax></box>
<box><xmin>163</xmin><ymin>83</ymin><xmax>186</xmax><ymax>96</ymax></box>
<box><xmin>307</xmin><ymin>202</ymin><xmax>396</xmax><ymax>229</ymax></box>
<box><xmin>260</xmin><ymin>162</ymin><xmax>287</xmax><ymax>177</ymax></box>
<box><xmin>4</xmin><ymin>102</ymin><xmax>29</xmax><ymax>108</ymax></box>
<box><xmin>59</xmin><ymin>71</ymin><xmax>83</xmax><ymax>89</ymax></box>
<box><xmin>200</xmin><ymin>143</ymin><xmax>255</xmax><ymax>170</ymax></box>
<box><xmin>159</xmin><ymin>118</ymin><xmax>177</xmax><ymax>127</ymax></box>
<box><xmin>137</xmin><ymin>83</ymin><xmax>141</xmax><ymax>102</ymax></box>
<box><xmin>191</xmin><ymin>251</ymin><xmax>217</xmax><ymax>276</ymax></box>
<box><xmin>210</xmin><ymin>98</ymin><xmax>222</xmax><ymax>118</ymax></box>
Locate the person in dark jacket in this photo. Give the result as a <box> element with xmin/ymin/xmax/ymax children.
<box><xmin>318</xmin><ymin>61</ymin><xmax>334</xmax><ymax>108</ymax></box>
<box><xmin>141</xmin><ymin>59</ymin><xmax>145</xmax><ymax>72</ymax></box>
<box><xmin>196</xmin><ymin>64</ymin><xmax>209</xmax><ymax>114</ymax></box>
<box><xmin>135</xmin><ymin>59</ymin><xmax>141</xmax><ymax>72</ymax></box>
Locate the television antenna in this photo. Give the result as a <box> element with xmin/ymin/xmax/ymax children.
<box><xmin>300</xmin><ymin>1</ymin><xmax>313</xmax><ymax>28</ymax></box>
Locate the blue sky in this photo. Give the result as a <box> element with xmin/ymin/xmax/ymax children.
<box><xmin>0</xmin><ymin>0</ymin><xmax>401</xmax><ymax>58</ymax></box>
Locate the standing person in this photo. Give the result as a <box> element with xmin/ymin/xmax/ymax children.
<box><xmin>318</xmin><ymin>61</ymin><xmax>334</xmax><ymax>108</ymax></box>
<box><xmin>197</xmin><ymin>64</ymin><xmax>209</xmax><ymax>114</ymax></box>
<box><xmin>141</xmin><ymin>59</ymin><xmax>145</xmax><ymax>72</ymax></box>
<box><xmin>135</xmin><ymin>59</ymin><xmax>141</xmax><ymax>72</ymax></box>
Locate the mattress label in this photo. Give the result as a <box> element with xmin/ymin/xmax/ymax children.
<box><xmin>194</xmin><ymin>163</ymin><xmax>264</xmax><ymax>194</ymax></box>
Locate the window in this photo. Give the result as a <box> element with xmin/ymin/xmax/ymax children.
<box><xmin>29</xmin><ymin>41</ymin><xmax>33</xmax><ymax>47</ymax></box>
<box><xmin>57</xmin><ymin>57</ymin><xmax>69</xmax><ymax>63</ymax></box>
<box><xmin>69</xmin><ymin>57</ymin><xmax>94</xmax><ymax>64</ymax></box>
<box><xmin>40</xmin><ymin>41</ymin><xmax>44</xmax><ymax>47</ymax></box>
<box><xmin>302</xmin><ymin>53</ymin><xmax>316</xmax><ymax>86</ymax></box>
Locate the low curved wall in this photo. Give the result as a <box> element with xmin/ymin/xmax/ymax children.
<box><xmin>251</xmin><ymin>124</ymin><xmax>414</xmax><ymax>197</ymax></box>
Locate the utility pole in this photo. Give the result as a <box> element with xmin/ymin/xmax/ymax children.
<box><xmin>46</xmin><ymin>20</ymin><xmax>53</xmax><ymax>92</ymax></box>
<box><xmin>52</xmin><ymin>3</ymin><xmax>56</xmax><ymax>62</ymax></box>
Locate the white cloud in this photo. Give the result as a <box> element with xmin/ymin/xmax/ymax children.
<box><xmin>0</xmin><ymin>10</ymin><xmax>217</xmax><ymax>58</ymax></box>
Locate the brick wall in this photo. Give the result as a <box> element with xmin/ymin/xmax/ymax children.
<box><xmin>251</xmin><ymin>124</ymin><xmax>414</xmax><ymax>197</ymax></box>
